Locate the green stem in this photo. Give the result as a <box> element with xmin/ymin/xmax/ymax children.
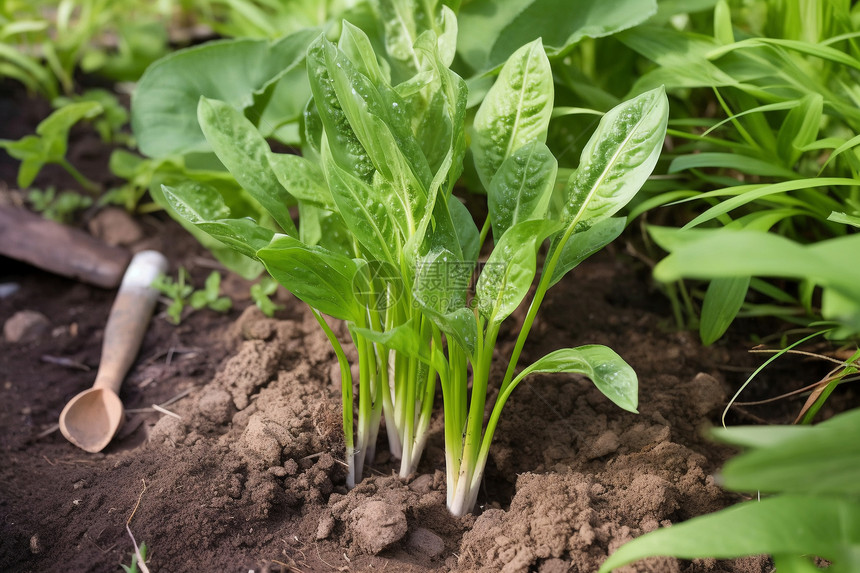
<box><xmin>453</xmin><ymin>318</ymin><xmax>498</xmax><ymax>509</ymax></box>
<box><xmin>58</xmin><ymin>158</ymin><xmax>99</xmax><ymax>193</ymax></box>
<box><xmin>311</xmin><ymin>309</ymin><xmax>355</xmax><ymax>487</ymax></box>
<box><xmin>400</xmin><ymin>346</ymin><xmax>418</xmax><ymax>477</ymax></box>
<box><xmin>478</xmin><ymin>215</ymin><xmax>492</xmax><ymax>253</ymax></box>
<box><xmin>500</xmin><ymin>241</ymin><xmax>561</xmax><ymax>393</ymax></box>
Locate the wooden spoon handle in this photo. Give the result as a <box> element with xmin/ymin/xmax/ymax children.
<box><xmin>93</xmin><ymin>251</ymin><xmax>168</xmax><ymax>394</ymax></box>
<box><xmin>0</xmin><ymin>205</ymin><xmax>130</xmax><ymax>288</ymax></box>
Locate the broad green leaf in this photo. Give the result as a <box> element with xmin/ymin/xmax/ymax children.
<box><xmin>435</xmin><ymin>308</ymin><xmax>479</xmax><ymax>359</ymax></box>
<box><xmin>321</xmin><ymin>30</ymin><xmax>433</xmax><ymax>200</ymax></box>
<box><xmin>338</xmin><ymin>20</ymin><xmax>387</xmax><ymax>85</ymax></box>
<box><xmin>699</xmin><ymin>276</ymin><xmax>750</xmax><ymax>345</ymax></box>
<box><xmin>448</xmin><ymin>197</ymin><xmax>480</xmax><ymax>266</ymax></box>
<box><xmin>196</xmin><ymin>218</ymin><xmax>276</xmax><ymax>260</ymax></box>
<box><xmin>0</xmin><ymin>136</ymin><xmax>45</xmax><ymax>189</ymax></box>
<box><xmin>295</xmin><ymin>202</ymin><xmax>353</xmax><ymax>256</ymax></box>
<box><xmin>488</xmin><ymin>139</ymin><xmax>557</xmax><ymax>243</ymax></box>
<box><xmin>197</xmin><ymin>97</ymin><xmax>298</xmax><ymax>235</ymax></box>
<box><xmin>652</xmin><ymin>229</ymin><xmax>860</xmax><ymax>287</ymax></box>
<box><xmin>562</xmin><ymin>87</ymin><xmax>669</xmax><ymax>229</ymax></box>
<box><xmin>713</xmin><ymin>0</ymin><xmax>734</xmax><ymax>45</ymax></box>
<box><xmin>436</xmin><ymin>5</ymin><xmax>458</xmax><ymax>67</ymax></box>
<box><xmin>250</xmin><ymin>62</ymin><xmax>312</xmax><ymax>145</ymax></box>
<box><xmin>132</xmin><ymin>29</ymin><xmax>317</xmax><ymax>157</ymax></box>
<box><xmin>268</xmin><ymin>153</ymin><xmax>334</xmax><ymax>210</ymax></box>
<box><xmin>257</xmin><ymin>235</ymin><xmax>362</xmax><ymax>321</ymax></box>
<box><xmin>155</xmin><ymin>182</ymin><xmax>263</xmax><ymax>279</ymax></box>
<box><xmin>306</xmin><ymin>34</ymin><xmax>376</xmax><ymax>182</ymax></box>
<box><xmin>37</xmin><ymin>101</ymin><xmax>104</xmax><ymax>154</ymax></box>
<box><xmin>412</xmin><ymin>248</ymin><xmax>478</xmax><ymax>356</ymax></box>
<box><xmin>413</xmin><ymin>191</ymin><xmax>465</xmax><ymax>265</ymax></box>
<box><xmin>458</xmin><ymin>0</ymin><xmax>656</xmax><ymax>73</ymax></box>
<box><xmin>548</xmin><ymin>217</ymin><xmax>626</xmax><ymax>288</ymax></box>
<box><xmin>322</xmin><ymin>138</ymin><xmax>401</xmax><ymax>264</ymax></box>
<box><xmin>651</xmin><ymin>229</ymin><xmax>860</xmax><ymax>334</ymax></box>
<box><xmin>412</xmin><ymin>248</ymin><xmax>469</xmax><ymax>314</ymax></box>
<box><xmin>373</xmin><ymin>0</ymin><xmax>441</xmax><ymax>82</ymax></box>
<box><xmin>160</xmin><ymin>181</ymin><xmax>231</xmax><ymax>224</ymax></box>
<box><xmin>715</xmin><ymin>409</ymin><xmax>860</xmax><ymax>496</ymax></box>
<box><xmin>710</xmin><ymin>425</ymin><xmax>812</xmax><ymax>449</ymax></box>
<box><xmin>472</xmin><ymin>39</ymin><xmax>553</xmax><ymax>190</ymax></box>
<box><xmin>514</xmin><ymin>345</ymin><xmax>638</xmax><ymax>413</ymax></box>
<box><xmin>411</xmin><ymin>30</ymin><xmax>469</xmax><ymax>193</ymax></box>
<box><xmin>476</xmin><ymin>219</ymin><xmax>561</xmax><ymax>324</ymax></box>
<box><xmin>599</xmin><ymin>496</ymin><xmax>860</xmax><ymax>572</ymax></box>
<box><xmin>301</xmin><ymin>98</ymin><xmax>323</xmax><ymax>162</ymax></box>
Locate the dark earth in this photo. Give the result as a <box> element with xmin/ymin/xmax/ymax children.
<box><xmin>1</xmin><ymin>80</ymin><xmax>853</xmax><ymax>573</ymax></box>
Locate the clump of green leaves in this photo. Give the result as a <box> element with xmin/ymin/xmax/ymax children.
<box><xmin>601</xmin><ymin>407</ymin><xmax>860</xmax><ymax>572</ymax></box>
<box><xmin>0</xmin><ymin>101</ymin><xmax>102</xmax><ymax>192</ymax></box>
<box><xmin>0</xmin><ymin>0</ymin><xmax>172</xmax><ymax>98</ymax></box>
<box><xmin>151</xmin><ymin>269</ymin><xmax>232</xmax><ymax>325</ymax></box>
<box><xmin>250</xmin><ymin>277</ymin><xmax>283</xmax><ymax>317</ymax></box>
<box><xmin>26</xmin><ymin>187</ymin><xmax>92</xmax><ymax>223</ymax></box>
<box><xmin>137</xmin><ymin>7</ymin><xmax>667</xmax><ymax>514</ymax></box>
<box><xmin>53</xmin><ymin>89</ymin><xmax>131</xmax><ymax>145</ymax></box>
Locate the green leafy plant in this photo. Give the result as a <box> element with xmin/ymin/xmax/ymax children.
<box><xmin>0</xmin><ymin>10</ymin><xmax>58</xmax><ymax>98</ymax></box>
<box><xmin>601</xmin><ymin>407</ymin><xmax>860</xmax><ymax>572</ymax></box>
<box><xmin>0</xmin><ymin>101</ymin><xmax>102</xmax><ymax>192</ymax></box>
<box><xmin>152</xmin><ymin>269</ymin><xmax>232</xmax><ymax>325</ymax></box>
<box><xmin>0</xmin><ymin>0</ymin><xmax>172</xmax><ymax>97</ymax></box>
<box><xmin>53</xmin><ymin>88</ymin><xmax>131</xmax><ymax>145</ymax></box>
<box><xmin>189</xmin><ymin>271</ymin><xmax>232</xmax><ymax>313</ymax></box>
<box><xmin>152</xmin><ymin>269</ymin><xmax>194</xmax><ymax>325</ymax></box>
<box><xmin>134</xmin><ymin>3</ymin><xmax>668</xmax><ymax>512</ymax></box>
<box><xmin>250</xmin><ymin>277</ymin><xmax>283</xmax><ymax>317</ymax></box>
<box><xmin>27</xmin><ymin>187</ymin><xmax>93</xmax><ymax>222</ymax></box>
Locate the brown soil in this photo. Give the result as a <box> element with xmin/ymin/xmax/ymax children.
<box><xmin>1</xmin><ymin>82</ymin><xmax>845</xmax><ymax>573</ymax></box>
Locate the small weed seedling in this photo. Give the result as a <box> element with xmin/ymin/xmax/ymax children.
<box><xmin>26</xmin><ymin>187</ymin><xmax>92</xmax><ymax>223</ymax></box>
<box><xmin>250</xmin><ymin>277</ymin><xmax>283</xmax><ymax>317</ymax></box>
<box><xmin>152</xmin><ymin>269</ymin><xmax>231</xmax><ymax>325</ymax></box>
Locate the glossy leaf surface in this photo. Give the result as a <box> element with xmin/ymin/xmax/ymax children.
<box><xmin>473</xmin><ymin>39</ymin><xmax>553</xmax><ymax>190</ymax></box>
<box><xmin>516</xmin><ymin>345</ymin><xmax>638</xmax><ymax>413</ymax></box>
<box><xmin>488</xmin><ymin>139</ymin><xmax>557</xmax><ymax>243</ymax></box>
<box><xmin>476</xmin><ymin>219</ymin><xmax>560</xmax><ymax>324</ymax></box>
<box><xmin>562</xmin><ymin>86</ymin><xmax>668</xmax><ymax>228</ymax></box>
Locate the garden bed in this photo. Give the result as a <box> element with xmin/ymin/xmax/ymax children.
<box><xmin>0</xmin><ymin>182</ymin><xmax>789</xmax><ymax>572</ymax></box>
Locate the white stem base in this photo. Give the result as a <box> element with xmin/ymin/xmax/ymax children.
<box><xmin>446</xmin><ymin>456</ymin><xmax>488</xmax><ymax>516</ymax></box>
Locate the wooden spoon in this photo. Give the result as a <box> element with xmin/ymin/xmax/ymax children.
<box><xmin>59</xmin><ymin>250</ymin><xmax>168</xmax><ymax>452</ymax></box>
